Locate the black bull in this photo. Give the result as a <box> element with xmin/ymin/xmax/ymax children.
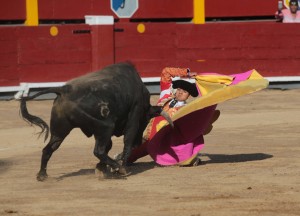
<box><xmin>20</xmin><ymin>63</ymin><xmax>173</xmax><ymax>181</ymax></box>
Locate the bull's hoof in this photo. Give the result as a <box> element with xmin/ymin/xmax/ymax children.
<box><xmin>95</xmin><ymin>167</ymin><xmax>127</xmax><ymax>180</ymax></box>
<box><xmin>36</xmin><ymin>172</ymin><xmax>48</xmax><ymax>181</ymax></box>
<box><xmin>117</xmin><ymin>166</ymin><xmax>131</xmax><ymax>177</ymax></box>
<box><xmin>111</xmin><ymin>171</ymin><xmax>128</xmax><ymax>179</ymax></box>
<box><xmin>95</xmin><ymin>167</ymin><xmax>108</xmax><ymax>180</ymax></box>
<box><xmin>95</xmin><ymin>162</ymin><xmax>131</xmax><ymax>179</ymax></box>
<box><xmin>95</xmin><ymin>163</ymin><xmax>109</xmax><ymax>180</ymax></box>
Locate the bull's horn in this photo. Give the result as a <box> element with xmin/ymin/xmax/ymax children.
<box><xmin>160</xmin><ymin>110</ymin><xmax>174</xmax><ymax>128</ymax></box>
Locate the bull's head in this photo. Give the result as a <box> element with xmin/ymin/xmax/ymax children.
<box><xmin>148</xmin><ymin>106</ymin><xmax>174</xmax><ymax>128</ymax></box>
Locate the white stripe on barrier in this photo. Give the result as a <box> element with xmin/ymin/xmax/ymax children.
<box><xmin>1</xmin><ymin>76</ymin><xmax>300</xmax><ymax>99</ymax></box>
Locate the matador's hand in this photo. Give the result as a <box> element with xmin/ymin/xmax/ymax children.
<box><xmin>188</xmin><ymin>72</ymin><xmax>197</xmax><ymax>78</ymax></box>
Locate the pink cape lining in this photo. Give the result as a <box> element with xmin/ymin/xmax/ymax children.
<box><xmin>147</xmin><ymin>105</ymin><xmax>216</xmax><ymax>165</ymax></box>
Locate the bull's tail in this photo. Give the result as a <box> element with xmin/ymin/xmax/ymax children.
<box><xmin>19</xmin><ymin>86</ymin><xmax>66</xmax><ymax>142</ymax></box>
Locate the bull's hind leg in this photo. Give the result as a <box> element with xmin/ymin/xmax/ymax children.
<box><xmin>37</xmin><ymin>134</ymin><xmax>66</xmax><ymax>181</ymax></box>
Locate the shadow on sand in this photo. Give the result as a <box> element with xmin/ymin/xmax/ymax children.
<box><xmin>0</xmin><ymin>159</ymin><xmax>12</xmax><ymax>175</ymax></box>
<box><xmin>200</xmin><ymin>153</ymin><xmax>273</xmax><ymax>164</ymax></box>
<box><xmin>55</xmin><ymin>169</ymin><xmax>95</xmax><ymax>181</ymax></box>
<box><xmin>56</xmin><ymin>161</ymin><xmax>157</xmax><ymax>181</ymax></box>
<box><xmin>56</xmin><ymin>153</ymin><xmax>273</xmax><ymax>180</ymax></box>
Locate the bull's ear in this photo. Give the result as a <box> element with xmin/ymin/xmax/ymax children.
<box><xmin>148</xmin><ymin>106</ymin><xmax>163</xmax><ymax>118</ymax></box>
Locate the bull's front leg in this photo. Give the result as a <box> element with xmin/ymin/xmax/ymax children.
<box><xmin>93</xmin><ymin>136</ymin><xmax>123</xmax><ymax>178</ymax></box>
<box><xmin>94</xmin><ymin>139</ymin><xmax>112</xmax><ymax>178</ymax></box>
<box><xmin>121</xmin><ymin>110</ymin><xmax>143</xmax><ymax>171</ymax></box>
<box><xmin>93</xmin><ymin>122</ymin><xmax>128</xmax><ymax>178</ymax></box>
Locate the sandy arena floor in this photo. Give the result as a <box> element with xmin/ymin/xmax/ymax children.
<box><xmin>0</xmin><ymin>89</ymin><xmax>299</xmax><ymax>216</ymax></box>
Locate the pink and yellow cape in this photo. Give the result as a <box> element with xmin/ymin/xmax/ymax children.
<box><xmin>147</xmin><ymin>69</ymin><xmax>269</xmax><ymax>166</ymax></box>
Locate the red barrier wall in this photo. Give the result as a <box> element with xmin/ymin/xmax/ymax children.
<box><xmin>0</xmin><ymin>24</ymin><xmax>114</xmax><ymax>86</ymax></box>
<box><xmin>37</xmin><ymin>0</ymin><xmax>280</xmax><ymax>20</ymax></box>
<box><xmin>1</xmin><ymin>21</ymin><xmax>300</xmax><ymax>87</ymax></box>
<box><xmin>0</xmin><ymin>0</ymin><xmax>280</xmax><ymax>21</ymax></box>
<box><xmin>0</xmin><ymin>0</ymin><xmax>26</xmax><ymax>20</ymax></box>
<box><xmin>38</xmin><ymin>0</ymin><xmax>102</xmax><ymax>20</ymax></box>
<box><xmin>1</xmin><ymin>21</ymin><xmax>299</xmax><ymax>87</ymax></box>
<box><xmin>90</xmin><ymin>25</ymin><xmax>114</xmax><ymax>71</ymax></box>
<box><xmin>114</xmin><ymin>22</ymin><xmax>300</xmax><ymax>77</ymax></box>
<box><xmin>132</xmin><ymin>0</ymin><xmax>193</xmax><ymax>19</ymax></box>
<box><xmin>17</xmin><ymin>25</ymin><xmax>92</xmax><ymax>84</ymax></box>
<box><xmin>0</xmin><ymin>28</ymin><xmax>19</xmax><ymax>86</ymax></box>
<box><xmin>205</xmin><ymin>0</ymin><xmax>279</xmax><ymax>18</ymax></box>
<box><xmin>38</xmin><ymin>0</ymin><xmax>193</xmax><ymax>20</ymax></box>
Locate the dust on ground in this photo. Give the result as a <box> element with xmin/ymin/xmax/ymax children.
<box><xmin>0</xmin><ymin>89</ymin><xmax>299</xmax><ymax>216</ymax></box>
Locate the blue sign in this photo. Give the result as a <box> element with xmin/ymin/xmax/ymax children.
<box><xmin>111</xmin><ymin>0</ymin><xmax>139</xmax><ymax>18</ymax></box>
<box><xmin>112</xmin><ymin>0</ymin><xmax>125</xmax><ymax>11</ymax></box>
